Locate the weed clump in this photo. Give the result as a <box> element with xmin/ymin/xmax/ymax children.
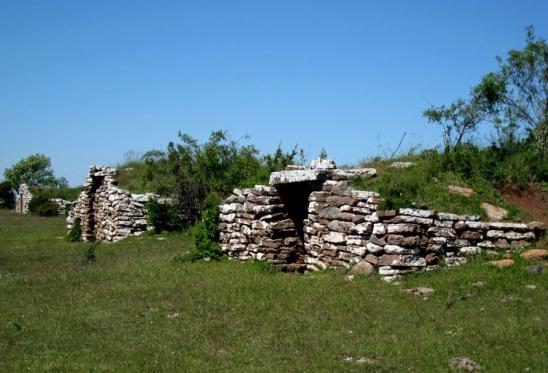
<box><xmin>84</xmin><ymin>242</ymin><xmax>98</xmax><ymax>263</ymax></box>
<box><xmin>66</xmin><ymin>218</ymin><xmax>82</xmax><ymax>242</ymax></box>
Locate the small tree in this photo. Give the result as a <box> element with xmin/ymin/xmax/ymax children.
<box><xmin>423</xmin><ymin>96</ymin><xmax>490</xmax><ymax>152</ymax></box>
<box><xmin>319</xmin><ymin>148</ymin><xmax>328</xmax><ymax>160</ymax></box>
<box><xmin>4</xmin><ymin>154</ymin><xmax>56</xmax><ymax>189</ymax></box>
<box><xmin>425</xmin><ymin>26</ymin><xmax>548</xmax><ymax>158</ymax></box>
<box><xmin>477</xmin><ymin>26</ymin><xmax>548</xmax><ymax>158</ymax></box>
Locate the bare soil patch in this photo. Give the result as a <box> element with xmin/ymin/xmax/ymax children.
<box><xmin>501</xmin><ymin>183</ymin><xmax>548</xmax><ymax>225</ymax></box>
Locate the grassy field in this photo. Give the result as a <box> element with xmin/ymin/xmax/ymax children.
<box><xmin>0</xmin><ymin>210</ymin><xmax>546</xmax><ymax>372</ymax></box>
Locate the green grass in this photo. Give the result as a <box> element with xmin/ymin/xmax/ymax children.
<box><xmin>1</xmin><ymin>210</ymin><xmax>547</xmax><ymax>371</ymax></box>
<box><xmin>353</xmin><ymin>157</ymin><xmax>529</xmax><ymax>221</ymax></box>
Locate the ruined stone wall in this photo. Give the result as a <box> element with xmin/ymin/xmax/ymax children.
<box><xmin>50</xmin><ymin>199</ymin><xmax>73</xmax><ymax>215</ymax></box>
<box><xmin>301</xmin><ymin>179</ymin><xmax>544</xmax><ymax>281</ymax></box>
<box><xmin>14</xmin><ymin>183</ymin><xmax>32</xmax><ymax>214</ymax></box>
<box><xmin>219</xmin><ymin>163</ymin><xmax>545</xmax><ymax>281</ymax></box>
<box><xmin>219</xmin><ymin>185</ymin><xmax>307</xmax><ymax>272</ymax></box>
<box><xmin>67</xmin><ymin>166</ymin><xmax>149</xmax><ymax>242</ymax></box>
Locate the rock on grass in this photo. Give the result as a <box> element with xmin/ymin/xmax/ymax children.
<box><xmin>449</xmin><ymin>356</ymin><xmax>481</xmax><ymax>371</ymax></box>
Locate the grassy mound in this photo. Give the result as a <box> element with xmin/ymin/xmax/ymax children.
<box><xmin>353</xmin><ymin>152</ymin><xmax>532</xmax><ymax>221</ymax></box>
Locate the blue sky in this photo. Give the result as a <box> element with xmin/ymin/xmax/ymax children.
<box><xmin>1</xmin><ymin>0</ymin><xmax>547</xmax><ymax>186</ymax></box>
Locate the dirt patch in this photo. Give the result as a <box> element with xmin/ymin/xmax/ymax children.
<box><xmin>501</xmin><ymin>183</ymin><xmax>548</xmax><ymax>225</ymax></box>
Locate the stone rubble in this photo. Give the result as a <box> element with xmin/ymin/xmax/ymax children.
<box><xmin>67</xmin><ymin>165</ymin><xmax>158</xmax><ymax>242</ymax></box>
<box><xmin>219</xmin><ymin>159</ymin><xmax>546</xmax><ymax>281</ymax></box>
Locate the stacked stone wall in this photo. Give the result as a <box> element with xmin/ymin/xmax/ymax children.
<box><xmin>67</xmin><ymin>166</ymin><xmax>149</xmax><ymax>242</ymax></box>
<box><xmin>14</xmin><ymin>183</ymin><xmax>32</xmax><ymax>214</ymax></box>
<box><xmin>219</xmin><ymin>185</ymin><xmax>308</xmax><ymax>272</ymax></box>
<box><xmin>220</xmin><ymin>171</ymin><xmax>545</xmax><ymax>281</ymax></box>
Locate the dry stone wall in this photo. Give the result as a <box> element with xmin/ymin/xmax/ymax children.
<box><xmin>67</xmin><ymin>166</ymin><xmax>150</xmax><ymax>242</ymax></box>
<box><xmin>14</xmin><ymin>183</ymin><xmax>32</xmax><ymax>214</ymax></box>
<box><xmin>219</xmin><ymin>160</ymin><xmax>545</xmax><ymax>281</ymax></box>
<box><xmin>219</xmin><ymin>185</ymin><xmax>308</xmax><ymax>272</ymax></box>
<box><xmin>51</xmin><ymin>198</ymin><xmax>73</xmax><ymax>215</ymax></box>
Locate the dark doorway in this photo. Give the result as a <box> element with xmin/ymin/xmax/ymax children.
<box><xmin>83</xmin><ymin>176</ymin><xmax>103</xmax><ymax>241</ymax></box>
<box><xmin>275</xmin><ymin>181</ymin><xmax>323</xmax><ymax>241</ymax></box>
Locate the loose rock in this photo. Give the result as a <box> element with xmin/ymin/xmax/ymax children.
<box><xmin>448</xmin><ymin>357</ymin><xmax>481</xmax><ymax>371</ymax></box>
<box><xmin>489</xmin><ymin>259</ymin><xmax>514</xmax><ymax>268</ymax></box>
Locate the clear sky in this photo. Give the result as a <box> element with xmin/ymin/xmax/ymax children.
<box><xmin>1</xmin><ymin>0</ymin><xmax>547</xmax><ymax>186</ymax></box>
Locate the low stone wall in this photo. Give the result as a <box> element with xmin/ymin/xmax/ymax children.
<box><xmin>219</xmin><ymin>161</ymin><xmax>545</xmax><ymax>281</ymax></box>
<box><xmin>67</xmin><ymin>166</ymin><xmax>151</xmax><ymax>242</ymax></box>
<box><xmin>51</xmin><ymin>198</ymin><xmax>73</xmax><ymax>215</ymax></box>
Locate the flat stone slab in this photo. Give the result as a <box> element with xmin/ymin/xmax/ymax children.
<box><xmin>269</xmin><ymin>168</ymin><xmax>377</xmax><ymax>185</ymax></box>
<box><xmin>269</xmin><ymin>169</ymin><xmax>327</xmax><ymax>185</ymax></box>
<box><xmin>331</xmin><ymin>168</ymin><xmax>377</xmax><ymax>180</ymax></box>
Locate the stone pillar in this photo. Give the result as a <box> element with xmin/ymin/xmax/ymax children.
<box><xmin>14</xmin><ymin>183</ymin><xmax>33</xmax><ymax>214</ymax></box>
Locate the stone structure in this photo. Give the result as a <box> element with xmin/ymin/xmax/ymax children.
<box><xmin>51</xmin><ymin>198</ymin><xmax>73</xmax><ymax>216</ymax></box>
<box><xmin>219</xmin><ymin>160</ymin><xmax>545</xmax><ymax>281</ymax></box>
<box><xmin>67</xmin><ymin>166</ymin><xmax>151</xmax><ymax>242</ymax></box>
<box><xmin>14</xmin><ymin>183</ymin><xmax>32</xmax><ymax>214</ymax></box>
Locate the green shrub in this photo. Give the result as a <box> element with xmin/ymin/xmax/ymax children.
<box><xmin>0</xmin><ymin>181</ymin><xmax>15</xmax><ymax>209</ymax></box>
<box><xmin>353</xmin><ymin>149</ymin><xmax>530</xmax><ymax>220</ymax></box>
<box><xmin>146</xmin><ymin>199</ymin><xmax>182</xmax><ymax>233</ymax></box>
<box><xmin>176</xmin><ymin>193</ymin><xmax>223</xmax><ymax>262</ymax></box>
<box><xmin>66</xmin><ymin>218</ymin><xmax>82</xmax><ymax>242</ymax></box>
<box><xmin>253</xmin><ymin>260</ymin><xmax>279</xmax><ymax>274</ymax></box>
<box><xmin>84</xmin><ymin>242</ymin><xmax>98</xmax><ymax>262</ymax></box>
<box><xmin>118</xmin><ymin>131</ymin><xmax>301</xmax><ymax>226</ymax></box>
<box><xmin>28</xmin><ymin>192</ymin><xmax>59</xmax><ymax>217</ymax></box>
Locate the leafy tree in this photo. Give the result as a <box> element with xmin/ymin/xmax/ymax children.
<box><xmin>4</xmin><ymin>154</ymin><xmax>58</xmax><ymax>189</ymax></box>
<box><xmin>425</xmin><ymin>26</ymin><xmax>547</xmax><ymax>158</ymax></box>
<box><xmin>423</xmin><ymin>97</ymin><xmax>489</xmax><ymax>151</ymax></box>
<box><xmin>476</xmin><ymin>26</ymin><xmax>547</xmax><ymax>157</ymax></box>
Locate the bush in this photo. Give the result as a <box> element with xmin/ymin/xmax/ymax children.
<box><xmin>0</xmin><ymin>181</ymin><xmax>15</xmax><ymax>209</ymax></box>
<box><xmin>119</xmin><ymin>131</ymin><xmax>301</xmax><ymax>226</ymax></box>
<box><xmin>175</xmin><ymin>193</ymin><xmax>223</xmax><ymax>262</ymax></box>
<box><xmin>28</xmin><ymin>192</ymin><xmax>59</xmax><ymax>217</ymax></box>
<box><xmin>66</xmin><ymin>218</ymin><xmax>82</xmax><ymax>242</ymax></box>
<box><xmin>146</xmin><ymin>199</ymin><xmax>182</xmax><ymax>233</ymax></box>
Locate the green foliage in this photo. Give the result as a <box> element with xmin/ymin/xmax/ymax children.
<box><xmin>355</xmin><ymin>148</ymin><xmax>530</xmax><ymax>220</ymax></box>
<box><xmin>28</xmin><ymin>192</ymin><xmax>59</xmax><ymax>217</ymax></box>
<box><xmin>423</xmin><ymin>97</ymin><xmax>489</xmax><ymax>151</ymax></box>
<box><xmin>0</xmin><ymin>181</ymin><xmax>15</xmax><ymax>209</ymax></box>
<box><xmin>146</xmin><ymin>199</ymin><xmax>182</xmax><ymax>233</ymax></box>
<box><xmin>29</xmin><ymin>185</ymin><xmax>83</xmax><ymax>202</ymax></box>
<box><xmin>252</xmin><ymin>260</ymin><xmax>280</xmax><ymax>274</ymax></box>
<box><xmin>3</xmin><ymin>153</ymin><xmax>67</xmax><ymax>189</ymax></box>
<box><xmin>426</xmin><ymin>143</ymin><xmax>547</xmax><ymax>188</ymax></box>
<box><xmin>319</xmin><ymin>148</ymin><xmax>328</xmax><ymax>160</ymax></box>
<box><xmin>425</xmin><ymin>26</ymin><xmax>547</xmax><ymax>158</ymax></box>
<box><xmin>66</xmin><ymin>218</ymin><xmax>82</xmax><ymax>242</ymax></box>
<box><xmin>176</xmin><ymin>193</ymin><xmax>223</xmax><ymax>262</ymax></box>
<box><xmin>84</xmin><ymin>242</ymin><xmax>98</xmax><ymax>262</ymax></box>
<box><xmin>118</xmin><ymin>131</ymin><xmax>300</xmax><ymax>226</ymax></box>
